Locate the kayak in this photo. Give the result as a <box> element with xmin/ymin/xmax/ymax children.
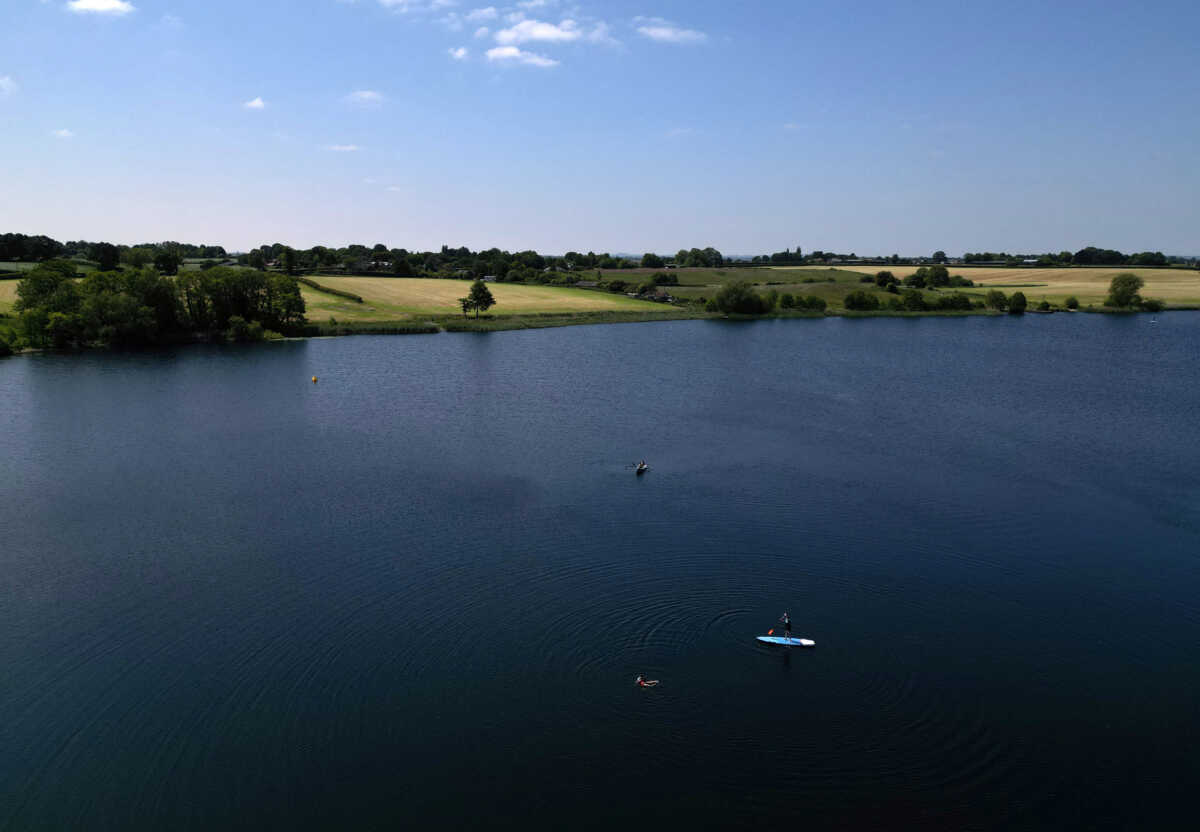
<box><xmin>636</xmin><ymin>466</ymin><xmax>648</xmax><ymax>475</ymax></box>
<box><xmin>756</xmin><ymin>636</ymin><xmax>815</xmax><ymax>647</ymax></box>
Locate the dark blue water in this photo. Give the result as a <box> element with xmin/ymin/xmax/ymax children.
<box><xmin>2</xmin><ymin>315</ymin><xmax>1198</xmax><ymax>830</ymax></box>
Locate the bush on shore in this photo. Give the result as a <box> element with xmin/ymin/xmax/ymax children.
<box><xmin>843</xmin><ymin>290</ymin><xmax>881</xmax><ymax>311</ymax></box>
<box><xmin>710</xmin><ymin>281</ymin><xmax>770</xmax><ymax>314</ymax></box>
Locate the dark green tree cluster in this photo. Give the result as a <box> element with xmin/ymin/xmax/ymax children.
<box><xmin>900</xmin><ymin>265</ymin><xmax>974</xmax><ymax>288</ymax></box>
<box><xmin>982</xmin><ymin>289</ymin><xmax>1025</xmax><ymax>314</ymax></box>
<box><xmin>13</xmin><ymin>261</ymin><xmax>304</xmax><ymax>348</ymax></box>
<box><xmin>2</xmin><ymin>233</ymin><xmax>67</xmax><ymax>261</ymax></box>
<box><xmin>705</xmin><ymin>282</ymin><xmax>824</xmax><ymax>314</ymax></box>
<box><xmin>709</xmin><ymin>282</ymin><xmax>770</xmax><ymax>314</ymax></box>
<box><xmin>843</xmin><ymin>290</ymin><xmax>881</xmax><ymax>311</ymax></box>
<box><xmin>751</xmin><ymin>248</ymin><xmax>860</xmax><ymax>265</ymax></box>
<box><xmin>778</xmin><ymin>293</ymin><xmax>827</xmax><ymax>312</ymax></box>
<box><xmin>892</xmin><ymin>290</ymin><xmax>974</xmax><ymax>312</ymax></box>
<box><xmin>673</xmin><ymin>247</ymin><xmax>725</xmax><ymax>268</ymax></box>
<box><xmin>1101</xmin><ymin>272</ymin><xmax>1164</xmax><ymax>310</ymax></box>
<box><xmin>1</xmin><ymin>233</ymin><xmax>225</xmax><ymax>266</ymax></box>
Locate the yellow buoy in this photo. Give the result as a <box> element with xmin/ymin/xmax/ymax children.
<box><xmin>312</xmin><ymin>376</ymin><xmax>318</xmax><ymax>383</ymax></box>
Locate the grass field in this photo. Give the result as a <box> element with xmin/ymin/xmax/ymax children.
<box><xmin>0</xmin><ymin>279</ymin><xmax>18</xmax><ymax>314</ymax></box>
<box><xmin>0</xmin><ymin>260</ymin><xmax>95</xmax><ymax>275</ymax></box>
<box><xmin>595</xmin><ymin>267</ymin><xmax>885</xmax><ymax>308</ymax></box>
<box><xmin>300</xmin><ymin>277</ymin><xmax>679</xmax><ymax>322</ymax></box>
<box><xmin>591</xmin><ymin>266</ymin><xmax>848</xmax><ymax>288</ymax></box>
<box><xmin>773</xmin><ymin>266</ymin><xmax>1200</xmax><ymax>306</ymax></box>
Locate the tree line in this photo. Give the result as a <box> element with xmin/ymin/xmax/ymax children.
<box><xmin>7</xmin><ymin>232</ymin><xmax>1194</xmax><ymax>278</ymax></box>
<box><xmin>1</xmin><ymin>233</ymin><xmax>227</xmax><ymax>267</ymax></box>
<box><xmin>8</xmin><ymin>261</ymin><xmax>305</xmax><ymax>349</ymax></box>
<box><xmin>963</xmin><ymin>247</ymin><xmax>1172</xmax><ymax>267</ymax></box>
<box><xmin>240</xmin><ymin>242</ymin><xmax>728</xmax><ymax>278</ymax></box>
<box><xmin>745</xmin><ymin>246</ymin><xmax>1192</xmax><ymax>268</ymax></box>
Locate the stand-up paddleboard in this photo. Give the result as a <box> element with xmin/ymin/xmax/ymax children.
<box><xmin>756</xmin><ymin>636</ymin><xmax>815</xmax><ymax>647</ymax></box>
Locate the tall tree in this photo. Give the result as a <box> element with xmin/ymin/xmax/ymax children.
<box><xmin>467</xmin><ymin>279</ymin><xmax>495</xmax><ymax>318</ymax></box>
<box><xmin>280</xmin><ymin>247</ymin><xmax>298</xmax><ymax>275</ymax></box>
<box><xmin>154</xmin><ymin>249</ymin><xmax>182</xmax><ymax>276</ymax></box>
<box><xmin>1105</xmin><ymin>273</ymin><xmax>1144</xmax><ymax>307</ymax></box>
<box><xmin>89</xmin><ymin>242</ymin><xmax>120</xmax><ymax>271</ymax></box>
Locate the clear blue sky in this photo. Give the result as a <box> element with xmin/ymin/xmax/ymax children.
<box><xmin>2</xmin><ymin>0</ymin><xmax>1197</xmax><ymax>255</ymax></box>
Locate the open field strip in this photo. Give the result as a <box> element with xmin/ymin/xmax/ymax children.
<box><xmin>0</xmin><ymin>261</ymin><xmax>95</xmax><ymax>274</ymax></box>
<box><xmin>0</xmin><ymin>279</ymin><xmax>18</xmax><ymax>314</ymax></box>
<box><xmin>300</xmin><ymin>277</ymin><xmax>677</xmax><ymax>322</ymax></box>
<box><xmin>773</xmin><ymin>266</ymin><xmax>1200</xmax><ymax>305</ymax></box>
<box><xmin>594</xmin><ymin>267</ymin><xmax>852</xmax><ymax>288</ymax></box>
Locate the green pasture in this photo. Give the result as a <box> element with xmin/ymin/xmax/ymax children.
<box><xmin>299</xmin><ymin>276</ymin><xmax>679</xmax><ymax>322</ymax></box>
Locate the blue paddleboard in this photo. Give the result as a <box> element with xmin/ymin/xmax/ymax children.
<box><xmin>756</xmin><ymin>636</ymin><xmax>815</xmax><ymax>647</ymax></box>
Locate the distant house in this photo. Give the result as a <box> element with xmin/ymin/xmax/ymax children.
<box><xmin>482</xmin><ymin>275</ymin><xmax>498</xmax><ymax>282</ymax></box>
<box><xmin>1023</xmin><ymin>259</ymin><xmax>1038</xmax><ymax>265</ymax></box>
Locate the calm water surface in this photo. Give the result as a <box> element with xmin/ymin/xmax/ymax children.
<box><xmin>2</xmin><ymin>315</ymin><xmax>1198</xmax><ymax>830</ymax></box>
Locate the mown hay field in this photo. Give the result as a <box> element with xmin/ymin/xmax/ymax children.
<box><xmin>773</xmin><ymin>266</ymin><xmax>1200</xmax><ymax>305</ymax></box>
<box><xmin>0</xmin><ymin>279</ymin><xmax>18</xmax><ymax>314</ymax></box>
<box><xmin>300</xmin><ymin>277</ymin><xmax>676</xmax><ymax>321</ymax></box>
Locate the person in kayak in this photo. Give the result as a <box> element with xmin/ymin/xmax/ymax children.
<box><xmin>636</xmin><ymin>675</ymin><xmax>659</xmax><ymax>687</ymax></box>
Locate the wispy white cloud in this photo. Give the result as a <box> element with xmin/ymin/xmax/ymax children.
<box><xmin>465</xmin><ymin>6</ymin><xmax>497</xmax><ymax>21</ymax></box>
<box><xmin>474</xmin><ymin>26</ymin><xmax>489</xmax><ymax>38</ymax></box>
<box><xmin>66</xmin><ymin>0</ymin><xmax>136</xmax><ymax>15</ymax></box>
<box><xmin>243</xmin><ymin>96</ymin><xmax>266</xmax><ymax>110</ymax></box>
<box><xmin>52</xmin><ymin>128</ymin><xmax>74</xmax><ymax>138</ymax></box>
<box><xmin>486</xmin><ymin>45</ymin><xmax>558</xmax><ymax>67</ymax></box>
<box><xmin>448</xmin><ymin>46</ymin><xmax>469</xmax><ymax>60</ymax></box>
<box><xmin>634</xmin><ymin>16</ymin><xmax>706</xmax><ymax>44</ymax></box>
<box><xmin>517</xmin><ymin>0</ymin><xmax>555</xmax><ymax>8</ymax></box>
<box><xmin>345</xmin><ymin>89</ymin><xmax>384</xmax><ymax>107</ymax></box>
<box><xmin>158</xmin><ymin>13</ymin><xmax>182</xmax><ymax>28</ymax></box>
<box><xmin>328</xmin><ymin>144</ymin><xmax>362</xmax><ymax>152</ymax></box>
<box><xmin>585</xmin><ymin>21</ymin><xmax>617</xmax><ymax>45</ymax></box>
<box><xmin>495</xmin><ymin>18</ymin><xmax>580</xmax><ymax>45</ymax></box>
<box><xmin>0</xmin><ymin>76</ymin><xmax>16</xmax><ymax>97</ymax></box>
<box><xmin>377</xmin><ymin>0</ymin><xmax>436</xmax><ymax>11</ymax></box>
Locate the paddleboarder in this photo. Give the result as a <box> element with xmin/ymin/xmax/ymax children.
<box><xmin>780</xmin><ymin>612</ymin><xmax>792</xmax><ymax>640</ymax></box>
<box><xmin>636</xmin><ymin>675</ymin><xmax>659</xmax><ymax>688</ymax></box>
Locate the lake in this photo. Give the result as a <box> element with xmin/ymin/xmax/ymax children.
<box><xmin>2</xmin><ymin>315</ymin><xmax>1198</xmax><ymax>830</ymax></box>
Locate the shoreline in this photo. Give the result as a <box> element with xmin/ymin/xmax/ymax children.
<box><xmin>1</xmin><ymin>305</ymin><xmax>1189</xmax><ymax>358</ymax></box>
